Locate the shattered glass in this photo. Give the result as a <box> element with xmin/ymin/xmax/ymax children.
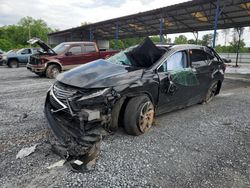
<box><xmin>107</xmin><ymin>47</ymin><xmax>134</xmax><ymax>66</ymax></box>
<box><xmin>169</xmin><ymin>68</ymin><xmax>199</xmax><ymax>86</ymax></box>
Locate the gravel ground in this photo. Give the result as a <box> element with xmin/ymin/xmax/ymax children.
<box><xmin>0</xmin><ymin>67</ymin><xmax>250</xmax><ymax>188</ymax></box>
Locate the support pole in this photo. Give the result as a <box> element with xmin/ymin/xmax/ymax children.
<box><xmin>115</xmin><ymin>23</ymin><xmax>119</xmax><ymax>49</ymax></box>
<box><xmin>212</xmin><ymin>0</ymin><xmax>220</xmax><ymax>48</ymax></box>
<box><xmin>89</xmin><ymin>28</ymin><xmax>93</xmax><ymax>41</ymax></box>
<box><xmin>235</xmin><ymin>28</ymin><xmax>242</xmax><ymax>67</ymax></box>
<box><xmin>160</xmin><ymin>18</ymin><xmax>164</xmax><ymax>43</ymax></box>
<box><xmin>193</xmin><ymin>31</ymin><xmax>198</xmax><ymax>44</ymax></box>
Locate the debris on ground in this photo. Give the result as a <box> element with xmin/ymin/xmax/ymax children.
<box><xmin>16</xmin><ymin>144</ymin><xmax>37</xmax><ymax>159</ymax></box>
<box><xmin>22</xmin><ymin>113</ymin><xmax>28</xmax><ymax>119</ymax></box>
<box><xmin>47</xmin><ymin>159</ymin><xmax>66</xmax><ymax>169</ymax></box>
<box><xmin>50</xmin><ymin>133</ymin><xmax>102</xmax><ymax>173</ymax></box>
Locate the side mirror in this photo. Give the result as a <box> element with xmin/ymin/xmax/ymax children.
<box><xmin>65</xmin><ymin>51</ymin><xmax>73</xmax><ymax>56</ymax></box>
<box><xmin>221</xmin><ymin>57</ymin><xmax>231</xmax><ymax>63</ymax></box>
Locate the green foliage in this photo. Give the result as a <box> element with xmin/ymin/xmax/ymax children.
<box><xmin>110</xmin><ymin>37</ymin><xmax>144</xmax><ymax>49</ymax></box>
<box><xmin>0</xmin><ymin>39</ymin><xmax>13</xmax><ymax>51</ymax></box>
<box><xmin>215</xmin><ymin>40</ymin><xmax>248</xmax><ymax>53</ymax></box>
<box><xmin>0</xmin><ymin>16</ymin><xmax>55</xmax><ymax>51</ymax></box>
<box><xmin>174</xmin><ymin>35</ymin><xmax>188</xmax><ymax>44</ymax></box>
<box><xmin>109</xmin><ymin>35</ymin><xmax>172</xmax><ymax>49</ymax></box>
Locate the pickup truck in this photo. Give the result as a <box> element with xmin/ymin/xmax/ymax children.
<box><xmin>5</xmin><ymin>48</ymin><xmax>41</xmax><ymax>68</ymax></box>
<box><xmin>26</xmin><ymin>38</ymin><xmax>119</xmax><ymax>78</ymax></box>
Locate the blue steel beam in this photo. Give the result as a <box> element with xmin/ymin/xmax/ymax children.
<box><xmin>213</xmin><ymin>0</ymin><xmax>220</xmax><ymax>48</ymax></box>
<box><xmin>115</xmin><ymin>23</ymin><xmax>119</xmax><ymax>49</ymax></box>
<box><xmin>89</xmin><ymin>28</ymin><xmax>93</xmax><ymax>41</ymax></box>
<box><xmin>160</xmin><ymin>18</ymin><xmax>163</xmax><ymax>43</ymax></box>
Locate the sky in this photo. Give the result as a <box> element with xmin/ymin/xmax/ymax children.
<box><xmin>0</xmin><ymin>0</ymin><xmax>250</xmax><ymax>46</ymax></box>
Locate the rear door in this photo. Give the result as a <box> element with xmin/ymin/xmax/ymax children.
<box><xmin>189</xmin><ymin>49</ymin><xmax>212</xmax><ymax>100</ymax></box>
<box><xmin>157</xmin><ymin>50</ymin><xmax>194</xmax><ymax>114</ymax></box>
<box><xmin>81</xmin><ymin>44</ymin><xmax>100</xmax><ymax>62</ymax></box>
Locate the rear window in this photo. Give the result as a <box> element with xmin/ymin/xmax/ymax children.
<box><xmin>85</xmin><ymin>45</ymin><xmax>96</xmax><ymax>53</ymax></box>
<box><xmin>68</xmin><ymin>46</ymin><xmax>82</xmax><ymax>55</ymax></box>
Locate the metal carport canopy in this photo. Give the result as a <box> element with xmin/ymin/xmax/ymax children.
<box><xmin>48</xmin><ymin>0</ymin><xmax>250</xmax><ymax>40</ymax></box>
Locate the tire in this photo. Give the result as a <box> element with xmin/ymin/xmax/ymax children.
<box><xmin>46</xmin><ymin>64</ymin><xmax>60</xmax><ymax>79</ymax></box>
<box><xmin>124</xmin><ymin>95</ymin><xmax>155</xmax><ymax>136</ymax></box>
<box><xmin>8</xmin><ymin>59</ymin><xmax>19</xmax><ymax>68</ymax></box>
<box><xmin>203</xmin><ymin>81</ymin><xmax>218</xmax><ymax>103</ymax></box>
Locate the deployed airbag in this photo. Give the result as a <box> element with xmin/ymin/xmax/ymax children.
<box><xmin>125</xmin><ymin>37</ymin><xmax>165</xmax><ymax>67</ymax></box>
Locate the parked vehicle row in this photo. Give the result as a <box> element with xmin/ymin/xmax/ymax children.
<box><xmin>26</xmin><ymin>38</ymin><xmax>119</xmax><ymax>78</ymax></box>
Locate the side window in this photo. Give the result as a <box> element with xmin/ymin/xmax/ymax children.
<box><xmin>85</xmin><ymin>45</ymin><xmax>96</xmax><ymax>53</ymax></box>
<box><xmin>158</xmin><ymin>51</ymin><xmax>187</xmax><ymax>72</ymax></box>
<box><xmin>68</xmin><ymin>46</ymin><xmax>82</xmax><ymax>55</ymax></box>
<box><xmin>190</xmin><ymin>49</ymin><xmax>209</xmax><ymax>68</ymax></box>
<box><xmin>22</xmin><ymin>49</ymin><xmax>31</xmax><ymax>54</ymax></box>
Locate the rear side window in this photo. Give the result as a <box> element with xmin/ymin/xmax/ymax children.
<box><xmin>85</xmin><ymin>45</ymin><xmax>96</xmax><ymax>53</ymax></box>
<box><xmin>190</xmin><ymin>49</ymin><xmax>209</xmax><ymax>68</ymax></box>
<box><xmin>68</xmin><ymin>46</ymin><xmax>82</xmax><ymax>55</ymax></box>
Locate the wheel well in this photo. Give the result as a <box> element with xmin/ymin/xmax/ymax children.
<box><xmin>46</xmin><ymin>62</ymin><xmax>62</xmax><ymax>71</ymax></box>
<box><xmin>215</xmin><ymin>80</ymin><xmax>222</xmax><ymax>95</ymax></box>
<box><xmin>7</xmin><ymin>58</ymin><xmax>19</xmax><ymax>64</ymax></box>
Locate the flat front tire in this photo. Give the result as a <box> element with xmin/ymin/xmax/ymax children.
<box><xmin>46</xmin><ymin>65</ymin><xmax>60</xmax><ymax>79</ymax></box>
<box><xmin>124</xmin><ymin>96</ymin><xmax>155</xmax><ymax>136</ymax></box>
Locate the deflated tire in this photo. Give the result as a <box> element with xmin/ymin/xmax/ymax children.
<box><xmin>124</xmin><ymin>95</ymin><xmax>155</xmax><ymax>136</ymax></box>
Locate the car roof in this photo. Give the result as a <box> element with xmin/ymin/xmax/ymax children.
<box><xmin>61</xmin><ymin>41</ymin><xmax>96</xmax><ymax>45</ymax></box>
<box><xmin>170</xmin><ymin>44</ymin><xmax>208</xmax><ymax>51</ymax></box>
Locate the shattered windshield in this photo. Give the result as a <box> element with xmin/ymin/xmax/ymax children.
<box><xmin>107</xmin><ymin>46</ymin><xmax>135</xmax><ymax>66</ymax></box>
<box><xmin>53</xmin><ymin>43</ymin><xmax>70</xmax><ymax>54</ymax></box>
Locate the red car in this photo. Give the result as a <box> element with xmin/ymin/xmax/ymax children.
<box><xmin>26</xmin><ymin>38</ymin><xmax>119</xmax><ymax>78</ymax></box>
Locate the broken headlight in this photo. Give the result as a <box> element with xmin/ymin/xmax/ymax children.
<box><xmin>78</xmin><ymin>88</ymin><xmax>111</xmax><ymax>101</ymax></box>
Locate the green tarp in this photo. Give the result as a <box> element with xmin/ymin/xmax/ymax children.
<box><xmin>169</xmin><ymin>68</ymin><xmax>199</xmax><ymax>86</ymax></box>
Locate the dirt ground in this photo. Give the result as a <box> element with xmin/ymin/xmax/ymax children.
<box><xmin>0</xmin><ymin>67</ymin><xmax>250</xmax><ymax>188</ymax></box>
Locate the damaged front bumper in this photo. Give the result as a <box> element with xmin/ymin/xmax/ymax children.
<box><xmin>44</xmin><ymin>81</ymin><xmax>120</xmax><ymax>141</ymax></box>
<box><xmin>44</xmin><ymin>82</ymin><xmax>119</xmax><ymax>171</ymax></box>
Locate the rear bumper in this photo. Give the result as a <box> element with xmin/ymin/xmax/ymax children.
<box><xmin>26</xmin><ymin>63</ymin><xmax>46</xmax><ymax>73</ymax></box>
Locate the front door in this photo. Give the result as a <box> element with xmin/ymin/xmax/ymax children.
<box><xmin>19</xmin><ymin>48</ymin><xmax>32</xmax><ymax>63</ymax></box>
<box><xmin>157</xmin><ymin>50</ymin><xmax>198</xmax><ymax>114</ymax></box>
<box><xmin>61</xmin><ymin>45</ymin><xmax>85</xmax><ymax>69</ymax></box>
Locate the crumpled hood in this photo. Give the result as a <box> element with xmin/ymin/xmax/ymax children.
<box><xmin>57</xmin><ymin>59</ymin><xmax>143</xmax><ymax>88</ymax></box>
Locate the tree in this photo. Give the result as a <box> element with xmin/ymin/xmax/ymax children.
<box><xmin>228</xmin><ymin>27</ymin><xmax>247</xmax><ymax>53</ymax></box>
<box><xmin>0</xmin><ymin>17</ymin><xmax>55</xmax><ymax>51</ymax></box>
<box><xmin>201</xmin><ymin>34</ymin><xmax>213</xmax><ymax>46</ymax></box>
<box><xmin>174</xmin><ymin>35</ymin><xmax>187</xmax><ymax>44</ymax></box>
<box><xmin>188</xmin><ymin>39</ymin><xmax>196</xmax><ymax>44</ymax></box>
